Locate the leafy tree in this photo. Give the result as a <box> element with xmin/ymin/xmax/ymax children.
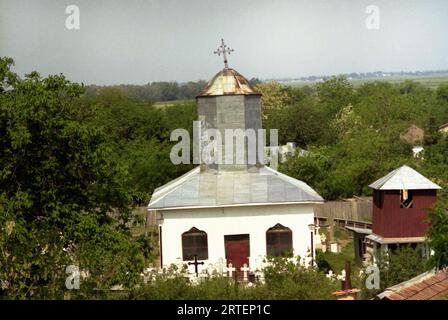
<box><xmin>280</xmin><ymin>146</ymin><xmax>331</xmax><ymax>197</ymax></box>
<box><xmin>426</xmin><ymin>198</ymin><xmax>448</xmax><ymax>269</ymax></box>
<box><xmin>264</xmin><ymin>100</ymin><xmax>329</xmax><ymax>147</ymax></box>
<box><xmin>248</xmin><ymin>77</ymin><xmax>261</xmax><ymax>87</ymax></box>
<box><xmin>280</xmin><ymin>127</ymin><xmax>412</xmax><ymax>200</ymax></box>
<box><xmin>0</xmin><ymin>57</ymin><xmax>144</xmax><ymax>298</ymax></box>
<box><xmin>80</xmin><ymin>91</ymin><xmax>196</xmax><ymax>203</ymax></box>
<box><xmin>436</xmin><ymin>84</ymin><xmax>448</xmax><ymax>102</ymax></box>
<box><xmin>316</xmin><ymin>76</ymin><xmax>355</xmax><ymax>117</ymax></box>
<box><xmin>84</xmin><ymin>80</ymin><xmax>207</xmax><ymax>103</ymax></box>
<box><xmin>421</xmin><ymin>135</ymin><xmax>448</xmax><ymax>192</ymax></box>
<box><xmin>362</xmin><ymin>245</ymin><xmax>429</xmax><ymax>298</ymax></box>
<box><xmin>254</xmin><ymin>82</ymin><xmax>291</xmax><ymax>117</ymax></box>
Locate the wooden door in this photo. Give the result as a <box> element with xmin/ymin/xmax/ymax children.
<box><xmin>224</xmin><ymin>234</ymin><xmax>250</xmax><ymax>278</ymax></box>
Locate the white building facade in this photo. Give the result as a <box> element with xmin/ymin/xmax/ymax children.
<box><xmin>159</xmin><ymin>204</ymin><xmax>316</xmax><ymax>273</ymax></box>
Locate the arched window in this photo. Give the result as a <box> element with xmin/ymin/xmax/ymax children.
<box><xmin>182</xmin><ymin>227</ymin><xmax>208</xmax><ymax>261</ymax></box>
<box><xmin>266</xmin><ymin>223</ymin><xmax>293</xmax><ymax>257</ymax></box>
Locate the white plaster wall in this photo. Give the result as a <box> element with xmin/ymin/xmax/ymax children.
<box><xmin>157</xmin><ymin>204</ymin><xmax>316</xmax><ymax>273</ymax></box>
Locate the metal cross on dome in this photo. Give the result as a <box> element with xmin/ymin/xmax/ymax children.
<box><xmin>214</xmin><ymin>38</ymin><xmax>234</xmax><ymax>69</ymax></box>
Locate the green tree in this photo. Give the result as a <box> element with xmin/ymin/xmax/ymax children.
<box><xmin>264</xmin><ymin>101</ymin><xmax>328</xmax><ymax>147</ymax></box>
<box><xmin>254</xmin><ymin>81</ymin><xmax>291</xmax><ymax>117</ymax></box>
<box><xmin>316</xmin><ymin>76</ymin><xmax>354</xmax><ymax>117</ymax></box>
<box><xmin>0</xmin><ymin>57</ymin><xmax>144</xmax><ymax>298</ymax></box>
<box><xmin>363</xmin><ymin>245</ymin><xmax>429</xmax><ymax>298</ymax></box>
<box><xmin>426</xmin><ymin>198</ymin><xmax>448</xmax><ymax>269</ymax></box>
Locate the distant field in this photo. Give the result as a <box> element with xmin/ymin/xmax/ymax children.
<box><xmin>152</xmin><ymin>74</ymin><xmax>448</xmax><ymax>104</ymax></box>
<box><xmin>286</xmin><ymin>73</ymin><xmax>448</xmax><ymax>89</ymax></box>
<box><xmin>153</xmin><ymin>99</ymin><xmax>193</xmax><ymax>108</ymax></box>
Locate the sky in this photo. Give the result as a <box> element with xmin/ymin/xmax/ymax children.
<box><xmin>1</xmin><ymin>0</ymin><xmax>447</xmax><ymax>85</ymax></box>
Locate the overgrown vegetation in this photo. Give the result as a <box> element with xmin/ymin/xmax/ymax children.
<box><xmin>361</xmin><ymin>244</ymin><xmax>429</xmax><ymax>299</ymax></box>
<box><xmin>265</xmin><ymin>77</ymin><xmax>448</xmax><ymax>201</ymax></box>
<box><xmin>84</xmin><ymin>77</ymin><xmax>260</xmax><ymax>103</ymax></box>
<box><xmin>1</xmin><ymin>56</ymin><xmax>448</xmax><ymax>299</ymax></box>
<box><xmin>131</xmin><ymin>257</ymin><xmax>339</xmax><ymax>300</ymax></box>
<box><xmin>0</xmin><ymin>57</ymin><xmax>145</xmax><ymax>298</ymax></box>
<box><xmin>426</xmin><ymin>198</ymin><xmax>448</xmax><ymax>269</ymax></box>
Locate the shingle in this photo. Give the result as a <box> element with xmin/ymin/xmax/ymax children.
<box><xmin>378</xmin><ymin>269</ymin><xmax>448</xmax><ymax>300</ymax></box>
<box><xmin>388</xmin><ymin>293</ymin><xmax>405</xmax><ymax>300</ymax></box>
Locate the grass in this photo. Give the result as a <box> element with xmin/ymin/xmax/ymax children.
<box><xmin>333</xmin><ymin>226</ymin><xmax>350</xmax><ymax>241</ymax></box>
<box><xmin>316</xmin><ymin>225</ymin><xmax>362</xmax><ymax>288</ymax></box>
<box><xmin>319</xmin><ymin>241</ymin><xmax>357</xmax><ymax>273</ymax></box>
<box><xmin>349</xmin><ymin>74</ymin><xmax>448</xmax><ymax>89</ymax></box>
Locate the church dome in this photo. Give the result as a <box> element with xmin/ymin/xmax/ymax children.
<box><xmin>198</xmin><ymin>68</ymin><xmax>260</xmax><ymax>97</ymax></box>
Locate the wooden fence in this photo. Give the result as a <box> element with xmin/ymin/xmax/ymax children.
<box><xmin>314</xmin><ymin>198</ymin><xmax>372</xmax><ymax>223</ymax></box>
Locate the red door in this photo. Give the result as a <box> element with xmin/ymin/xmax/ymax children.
<box><xmin>224</xmin><ymin>234</ymin><xmax>250</xmax><ymax>278</ymax></box>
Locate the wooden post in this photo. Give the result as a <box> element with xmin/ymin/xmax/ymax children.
<box><xmin>144</xmin><ymin>210</ymin><xmax>148</xmax><ymax>237</ymax></box>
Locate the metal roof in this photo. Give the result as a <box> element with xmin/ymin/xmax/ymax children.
<box><xmin>368</xmin><ymin>165</ymin><xmax>441</xmax><ymax>190</ymax></box>
<box><xmin>366</xmin><ymin>234</ymin><xmax>425</xmax><ymax>244</ymax></box>
<box><xmin>148</xmin><ymin>166</ymin><xmax>324</xmax><ymax>210</ymax></box>
<box><xmin>345</xmin><ymin>226</ymin><xmax>372</xmax><ymax>235</ymax></box>
<box><xmin>197</xmin><ymin>68</ymin><xmax>260</xmax><ymax>97</ymax></box>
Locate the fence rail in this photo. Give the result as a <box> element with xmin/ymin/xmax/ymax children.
<box><xmin>314</xmin><ymin>198</ymin><xmax>372</xmax><ymax>223</ymax></box>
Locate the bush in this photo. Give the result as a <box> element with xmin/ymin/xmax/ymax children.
<box><xmin>131</xmin><ymin>257</ymin><xmax>339</xmax><ymax>300</ymax></box>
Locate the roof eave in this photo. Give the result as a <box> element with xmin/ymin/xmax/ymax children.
<box><xmin>148</xmin><ymin>200</ymin><xmax>324</xmax><ymax>212</ymax></box>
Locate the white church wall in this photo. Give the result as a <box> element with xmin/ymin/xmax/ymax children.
<box><xmin>157</xmin><ymin>203</ymin><xmax>316</xmax><ymax>273</ymax></box>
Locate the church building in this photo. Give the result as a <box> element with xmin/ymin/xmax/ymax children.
<box><xmin>148</xmin><ymin>40</ymin><xmax>324</xmax><ymax>276</ymax></box>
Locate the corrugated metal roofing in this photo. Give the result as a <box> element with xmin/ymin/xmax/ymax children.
<box><xmin>368</xmin><ymin>165</ymin><xmax>441</xmax><ymax>190</ymax></box>
<box><xmin>345</xmin><ymin>226</ymin><xmax>372</xmax><ymax>235</ymax></box>
<box><xmin>148</xmin><ymin>166</ymin><xmax>324</xmax><ymax>210</ymax></box>
<box><xmin>197</xmin><ymin>68</ymin><xmax>260</xmax><ymax>97</ymax></box>
<box><xmin>377</xmin><ymin>269</ymin><xmax>448</xmax><ymax>300</ymax></box>
<box><xmin>366</xmin><ymin>234</ymin><xmax>425</xmax><ymax>244</ymax></box>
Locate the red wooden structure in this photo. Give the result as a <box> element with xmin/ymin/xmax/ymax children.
<box><xmin>372</xmin><ymin>189</ymin><xmax>437</xmax><ymax>238</ymax></box>
<box><xmin>369</xmin><ymin>165</ymin><xmax>441</xmax><ymax>240</ymax></box>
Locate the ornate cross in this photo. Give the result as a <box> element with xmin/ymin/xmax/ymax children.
<box><xmin>188</xmin><ymin>254</ymin><xmax>204</xmax><ymax>276</ymax></box>
<box><xmin>214</xmin><ymin>38</ymin><xmax>234</xmax><ymax>69</ymax></box>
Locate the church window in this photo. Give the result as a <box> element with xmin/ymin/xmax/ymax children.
<box><xmin>182</xmin><ymin>227</ymin><xmax>208</xmax><ymax>261</ymax></box>
<box><xmin>266</xmin><ymin>224</ymin><xmax>293</xmax><ymax>257</ymax></box>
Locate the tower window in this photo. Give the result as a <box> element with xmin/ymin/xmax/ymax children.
<box><xmin>182</xmin><ymin>227</ymin><xmax>208</xmax><ymax>261</ymax></box>
<box><xmin>400</xmin><ymin>189</ymin><xmax>414</xmax><ymax>208</ymax></box>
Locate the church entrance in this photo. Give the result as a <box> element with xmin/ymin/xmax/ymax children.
<box><xmin>224</xmin><ymin>234</ymin><xmax>250</xmax><ymax>279</ymax></box>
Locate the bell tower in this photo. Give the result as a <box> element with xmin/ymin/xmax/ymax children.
<box><xmin>196</xmin><ymin>39</ymin><xmax>264</xmax><ymax>172</ymax></box>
